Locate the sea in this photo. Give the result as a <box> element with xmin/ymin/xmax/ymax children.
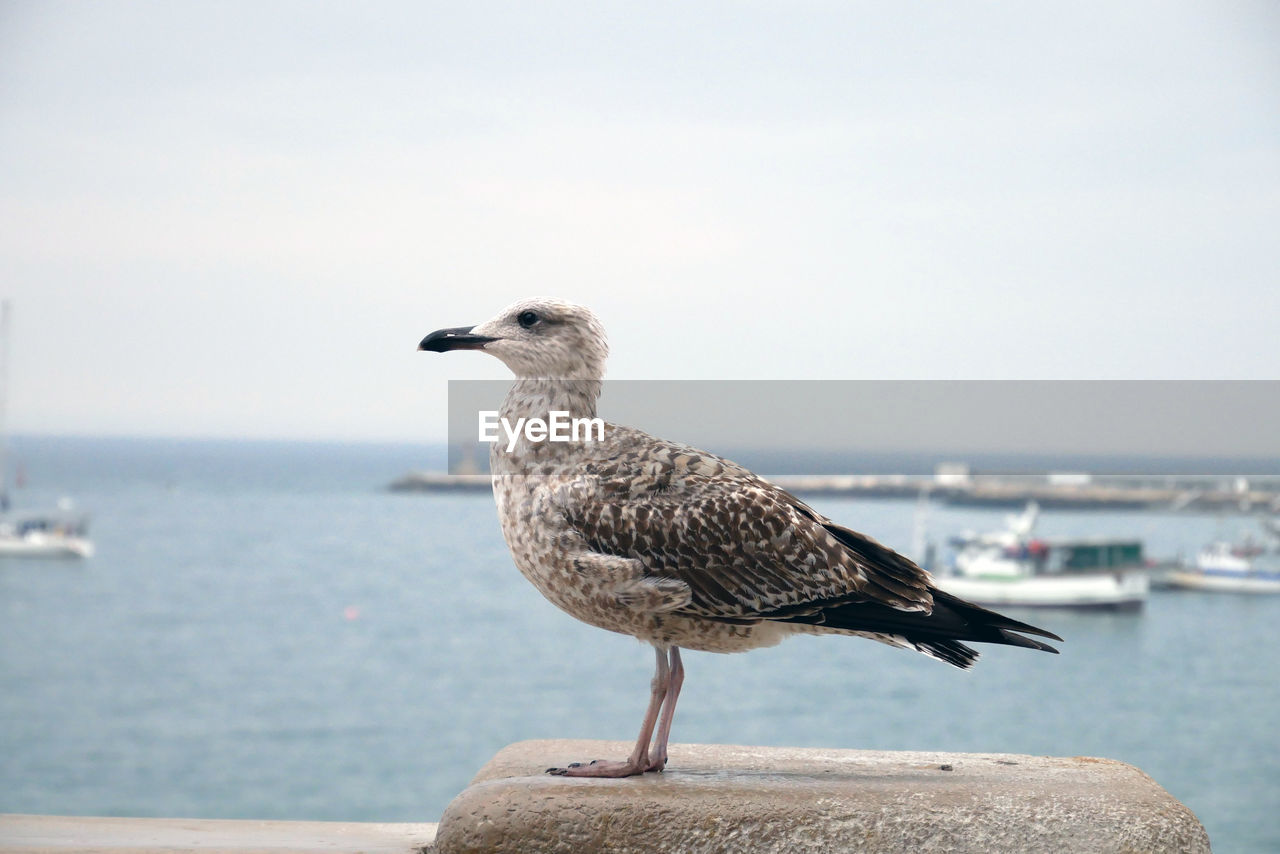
<box><xmin>1</xmin><ymin>435</ymin><xmax>1277</xmax><ymax>852</ymax></box>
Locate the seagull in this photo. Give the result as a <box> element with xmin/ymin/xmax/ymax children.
<box><xmin>419</xmin><ymin>297</ymin><xmax>1060</xmax><ymax>778</ymax></box>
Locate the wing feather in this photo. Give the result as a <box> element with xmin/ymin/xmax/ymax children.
<box><xmin>560</xmin><ymin>426</ymin><xmax>933</xmax><ymax>620</ymax></box>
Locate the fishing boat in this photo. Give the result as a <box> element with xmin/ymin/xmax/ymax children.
<box><xmin>934</xmin><ymin>502</ymin><xmax>1149</xmax><ymax>610</ymax></box>
<box><xmin>0</xmin><ymin>301</ymin><xmax>94</xmax><ymax>559</ymax></box>
<box><xmin>1166</xmin><ymin>521</ymin><xmax>1280</xmax><ymax>594</ymax></box>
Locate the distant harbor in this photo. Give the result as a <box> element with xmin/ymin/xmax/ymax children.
<box><xmin>389</xmin><ymin>466</ymin><xmax>1280</xmax><ymax>514</ymax></box>
<box><xmin>9</xmin><ymin>436</ymin><xmax>1278</xmax><ymax>851</ymax></box>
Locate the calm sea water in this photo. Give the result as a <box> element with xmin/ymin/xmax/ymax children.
<box><xmin>1</xmin><ymin>436</ymin><xmax>1277</xmax><ymax>852</ymax></box>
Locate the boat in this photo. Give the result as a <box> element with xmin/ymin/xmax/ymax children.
<box><xmin>1166</xmin><ymin>520</ymin><xmax>1280</xmax><ymax>594</ymax></box>
<box><xmin>0</xmin><ymin>502</ymin><xmax>94</xmax><ymax>558</ymax></box>
<box><xmin>933</xmin><ymin>502</ymin><xmax>1149</xmax><ymax>610</ymax></box>
<box><xmin>0</xmin><ymin>301</ymin><xmax>94</xmax><ymax>559</ymax></box>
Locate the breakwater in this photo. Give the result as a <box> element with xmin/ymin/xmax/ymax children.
<box><xmin>389</xmin><ymin>470</ymin><xmax>1280</xmax><ymax>514</ymax></box>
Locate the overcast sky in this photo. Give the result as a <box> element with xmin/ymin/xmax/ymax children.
<box><xmin>2</xmin><ymin>1</ymin><xmax>1277</xmax><ymax>442</ymax></box>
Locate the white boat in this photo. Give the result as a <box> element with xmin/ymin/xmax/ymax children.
<box><xmin>0</xmin><ymin>505</ymin><xmax>94</xmax><ymax>558</ymax></box>
<box><xmin>934</xmin><ymin>503</ymin><xmax>1149</xmax><ymax>610</ymax></box>
<box><xmin>0</xmin><ymin>301</ymin><xmax>94</xmax><ymax>559</ymax></box>
<box><xmin>1166</xmin><ymin>523</ymin><xmax>1280</xmax><ymax>594</ymax></box>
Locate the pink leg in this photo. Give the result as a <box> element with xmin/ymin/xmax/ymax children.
<box><xmin>547</xmin><ymin>645</ymin><xmax>672</xmax><ymax>778</ymax></box>
<box><xmin>647</xmin><ymin>647</ymin><xmax>684</xmax><ymax>771</ymax></box>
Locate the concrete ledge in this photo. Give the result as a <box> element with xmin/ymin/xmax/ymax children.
<box><xmin>437</xmin><ymin>740</ymin><xmax>1211</xmax><ymax>853</ymax></box>
<box><xmin>0</xmin><ymin>815</ymin><xmax>437</xmax><ymax>853</ymax></box>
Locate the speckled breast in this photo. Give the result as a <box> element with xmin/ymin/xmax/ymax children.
<box><xmin>490</xmin><ymin>470</ymin><xmax>638</xmax><ymax>634</ymax></box>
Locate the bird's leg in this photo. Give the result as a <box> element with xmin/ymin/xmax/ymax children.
<box><xmin>547</xmin><ymin>645</ymin><xmax>670</xmax><ymax>778</ymax></box>
<box><xmin>646</xmin><ymin>647</ymin><xmax>684</xmax><ymax>771</ymax></box>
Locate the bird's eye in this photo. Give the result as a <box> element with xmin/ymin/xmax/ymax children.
<box><xmin>517</xmin><ymin>311</ymin><xmax>540</xmax><ymax>328</ymax></box>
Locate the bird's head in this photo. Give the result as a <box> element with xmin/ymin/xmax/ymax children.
<box><xmin>418</xmin><ymin>297</ymin><xmax>609</xmax><ymax>379</ymax></box>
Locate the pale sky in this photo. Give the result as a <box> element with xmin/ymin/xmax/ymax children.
<box><xmin>2</xmin><ymin>1</ymin><xmax>1277</xmax><ymax>442</ymax></box>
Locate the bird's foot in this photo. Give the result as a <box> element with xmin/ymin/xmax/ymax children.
<box><xmin>545</xmin><ymin>756</ymin><xmax>665</xmax><ymax>778</ymax></box>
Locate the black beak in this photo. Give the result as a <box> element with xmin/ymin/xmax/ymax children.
<box><xmin>418</xmin><ymin>326</ymin><xmax>498</xmax><ymax>352</ymax></box>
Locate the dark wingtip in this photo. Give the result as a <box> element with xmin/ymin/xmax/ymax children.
<box><xmin>931</xmin><ymin>589</ymin><xmax>1064</xmax><ymax>643</ymax></box>
<box><xmin>997</xmin><ymin>630</ymin><xmax>1060</xmax><ymax>654</ymax></box>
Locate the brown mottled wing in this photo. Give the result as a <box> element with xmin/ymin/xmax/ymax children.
<box><xmin>562</xmin><ymin>430</ymin><xmax>933</xmax><ymax>619</ymax></box>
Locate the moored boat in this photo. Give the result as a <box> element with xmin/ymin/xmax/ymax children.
<box><xmin>934</xmin><ymin>503</ymin><xmax>1149</xmax><ymax>610</ymax></box>
<box><xmin>0</xmin><ymin>301</ymin><xmax>95</xmax><ymax>559</ymax></box>
<box><xmin>1166</xmin><ymin>522</ymin><xmax>1280</xmax><ymax>594</ymax></box>
<box><xmin>0</xmin><ymin>504</ymin><xmax>94</xmax><ymax>559</ymax></box>
<box><xmin>0</xmin><ymin>512</ymin><xmax>93</xmax><ymax>558</ymax></box>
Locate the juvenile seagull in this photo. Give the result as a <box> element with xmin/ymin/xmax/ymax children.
<box><xmin>419</xmin><ymin>298</ymin><xmax>1060</xmax><ymax>778</ymax></box>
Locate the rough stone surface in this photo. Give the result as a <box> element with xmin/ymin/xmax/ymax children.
<box><xmin>436</xmin><ymin>740</ymin><xmax>1211</xmax><ymax>854</ymax></box>
<box><xmin>0</xmin><ymin>814</ymin><xmax>437</xmax><ymax>853</ymax></box>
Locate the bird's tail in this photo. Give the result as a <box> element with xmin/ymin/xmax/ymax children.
<box><xmin>911</xmin><ymin>639</ymin><xmax>981</xmax><ymax>669</ymax></box>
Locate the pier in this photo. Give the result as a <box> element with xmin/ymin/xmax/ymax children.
<box><xmin>389</xmin><ymin>470</ymin><xmax>1280</xmax><ymax>514</ymax></box>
